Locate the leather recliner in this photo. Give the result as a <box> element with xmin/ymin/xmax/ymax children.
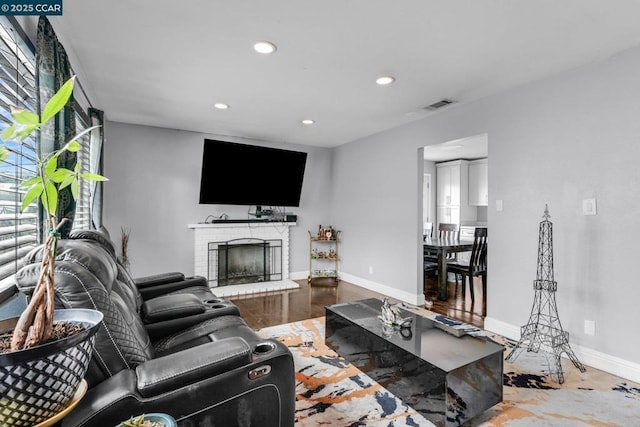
<box><xmin>14</xmin><ymin>236</ymin><xmax>296</xmax><ymax>426</ymax></box>
<box><xmin>70</xmin><ymin>228</ymin><xmax>217</xmax><ymax>302</ymax></box>
<box><xmin>66</xmin><ymin>229</ymin><xmax>241</xmax><ymax>340</ymax></box>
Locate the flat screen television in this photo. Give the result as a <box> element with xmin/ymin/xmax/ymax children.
<box><xmin>198</xmin><ymin>139</ymin><xmax>308</xmax><ymax>207</ymax></box>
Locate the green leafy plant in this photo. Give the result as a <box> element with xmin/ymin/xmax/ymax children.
<box><xmin>0</xmin><ymin>76</ymin><xmax>107</xmax><ymax>351</ymax></box>
<box><xmin>121</xmin><ymin>414</ymin><xmax>165</xmax><ymax>427</ymax></box>
<box><xmin>0</xmin><ymin>77</ymin><xmax>105</xmax><ymax>218</ymax></box>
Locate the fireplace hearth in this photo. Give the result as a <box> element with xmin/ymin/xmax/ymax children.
<box><xmin>209</xmin><ymin>238</ymin><xmax>282</xmax><ymax>286</ymax></box>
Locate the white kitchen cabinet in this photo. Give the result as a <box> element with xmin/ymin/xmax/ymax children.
<box><xmin>436</xmin><ymin>160</ymin><xmax>476</xmax><ymax>226</ymax></box>
<box><xmin>436</xmin><ymin>163</ymin><xmax>460</xmax><ymax>206</ymax></box>
<box><xmin>469</xmin><ymin>158</ymin><xmax>488</xmax><ymax>206</ymax></box>
<box><xmin>436</xmin><ymin>206</ymin><xmax>460</xmax><ymax>225</ymax></box>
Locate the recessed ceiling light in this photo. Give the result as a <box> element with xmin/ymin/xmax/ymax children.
<box><xmin>376</xmin><ymin>75</ymin><xmax>395</xmax><ymax>85</ymax></box>
<box><xmin>214</xmin><ymin>103</ymin><xmax>229</xmax><ymax>110</ymax></box>
<box><xmin>301</xmin><ymin>119</ymin><xmax>315</xmax><ymax>125</ymax></box>
<box><xmin>254</xmin><ymin>41</ymin><xmax>277</xmax><ymax>54</ymax></box>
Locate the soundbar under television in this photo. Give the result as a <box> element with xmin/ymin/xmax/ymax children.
<box><xmin>198</xmin><ymin>139</ymin><xmax>308</xmax><ymax>207</ymax></box>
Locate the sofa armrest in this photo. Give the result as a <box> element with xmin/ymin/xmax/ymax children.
<box><xmin>136</xmin><ymin>275</ymin><xmax>210</xmax><ymax>301</ymax></box>
<box><xmin>136</xmin><ymin>337</ymin><xmax>252</xmax><ymax>397</ymax></box>
<box><xmin>141</xmin><ymin>293</ymin><xmax>206</xmax><ymax>324</ymax></box>
<box><xmin>61</xmin><ymin>338</ymin><xmax>296</xmax><ymax>427</ymax></box>
<box><xmin>134</xmin><ymin>272</ymin><xmax>187</xmax><ymax>288</ymax></box>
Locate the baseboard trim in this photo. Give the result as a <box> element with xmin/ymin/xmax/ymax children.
<box><xmin>485</xmin><ymin>316</ymin><xmax>640</xmax><ymax>384</ymax></box>
<box><xmin>291</xmin><ymin>271</ymin><xmax>425</xmax><ymax>307</ymax></box>
<box><xmin>343</xmin><ymin>273</ymin><xmax>426</xmax><ymax>306</ymax></box>
<box><xmin>289</xmin><ymin>271</ymin><xmax>308</xmax><ymax>281</ymax></box>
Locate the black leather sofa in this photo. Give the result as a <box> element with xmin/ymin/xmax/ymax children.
<box><xmin>71</xmin><ymin>228</ymin><xmax>218</xmax><ymax>302</ymax></box>
<box><xmin>14</xmin><ymin>232</ymin><xmax>296</xmax><ymax>426</ymax></box>
<box><xmin>66</xmin><ymin>230</ymin><xmax>244</xmax><ymax>340</ymax></box>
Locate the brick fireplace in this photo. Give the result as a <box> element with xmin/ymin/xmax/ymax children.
<box><xmin>188</xmin><ymin>222</ymin><xmax>298</xmax><ymax>296</ymax></box>
<box><xmin>209</xmin><ymin>238</ymin><xmax>282</xmax><ymax>286</ymax></box>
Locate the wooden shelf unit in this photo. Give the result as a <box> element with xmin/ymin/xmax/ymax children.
<box><xmin>308</xmin><ymin>229</ymin><xmax>340</xmax><ymax>285</ymax></box>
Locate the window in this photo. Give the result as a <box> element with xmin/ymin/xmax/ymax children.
<box><xmin>0</xmin><ymin>18</ymin><xmax>38</xmax><ymax>284</ymax></box>
<box><xmin>70</xmin><ymin>104</ymin><xmax>93</xmax><ymax>232</ymax></box>
<box><xmin>0</xmin><ymin>18</ymin><xmax>96</xmax><ymax>287</ymax></box>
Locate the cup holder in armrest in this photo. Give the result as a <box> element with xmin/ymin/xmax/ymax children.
<box><xmin>204</xmin><ymin>299</ymin><xmax>227</xmax><ymax>309</ymax></box>
<box><xmin>253</xmin><ymin>341</ymin><xmax>276</xmax><ymax>355</ymax></box>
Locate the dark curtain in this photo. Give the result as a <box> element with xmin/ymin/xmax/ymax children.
<box><xmin>88</xmin><ymin>107</ymin><xmax>105</xmax><ymax>229</ymax></box>
<box><xmin>36</xmin><ymin>16</ymin><xmax>75</xmax><ymax>238</ymax></box>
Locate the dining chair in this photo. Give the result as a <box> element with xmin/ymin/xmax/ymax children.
<box><xmin>438</xmin><ymin>223</ymin><xmax>461</xmax><ymax>262</ymax></box>
<box><xmin>423</xmin><ymin>259</ymin><xmax>438</xmax><ymax>294</ymax></box>
<box><xmin>423</xmin><ymin>222</ymin><xmax>434</xmax><ymax>240</ymax></box>
<box><xmin>423</xmin><ymin>222</ymin><xmax>437</xmax><ymax>264</ymax></box>
<box><xmin>448</xmin><ymin>227</ymin><xmax>487</xmax><ymax>307</ymax></box>
<box><xmin>424</xmin><ymin>222</ymin><xmax>460</xmax><ymax>292</ymax></box>
<box><xmin>437</xmin><ymin>223</ymin><xmax>460</xmax><ymax>240</ymax></box>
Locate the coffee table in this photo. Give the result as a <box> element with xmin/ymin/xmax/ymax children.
<box><xmin>325</xmin><ymin>298</ymin><xmax>503</xmax><ymax>427</ymax></box>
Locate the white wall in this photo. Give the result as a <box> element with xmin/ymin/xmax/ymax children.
<box><xmin>103</xmin><ymin>123</ymin><xmax>332</xmax><ymax>278</ymax></box>
<box><xmin>332</xmin><ymin>45</ymin><xmax>640</xmax><ymax>373</ymax></box>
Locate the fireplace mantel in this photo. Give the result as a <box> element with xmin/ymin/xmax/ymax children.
<box><xmin>188</xmin><ymin>221</ymin><xmax>296</xmax><ymax>228</ymax></box>
<box><xmin>188</xmin><ymin>222</ymin><xmax>298</xmax><ymax>296</ymax></box>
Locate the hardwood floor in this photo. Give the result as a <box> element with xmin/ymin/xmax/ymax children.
<box><xmin>423</xmin><ymin>275</ymin><xmax>486</xmax><ymax>328</ymax></box>
<box><xmin>228</xmin><ymin>276</ymin><xmax>485</xmax><ymax>330</ymax></box>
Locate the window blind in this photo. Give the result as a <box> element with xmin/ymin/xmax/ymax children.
<box><xmin>70</xmin><ymin>106</ymin><xmax>92</xmax><ymax>232</ymax></box>
<box><xmin>0</xmin><ymin>18</ymin><xmax>38</xmax><ymax>283</ymax></box>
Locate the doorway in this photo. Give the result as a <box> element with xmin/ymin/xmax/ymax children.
<box><xmin>421</xmin><ymin>133</ymin><xmax>488</xmax><ymax>319</ymax></box>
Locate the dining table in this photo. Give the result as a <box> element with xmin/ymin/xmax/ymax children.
<box><xmin>423</xmin><ymin>237</ymin><xmax>474</xmax><ymax>301</ymax></box>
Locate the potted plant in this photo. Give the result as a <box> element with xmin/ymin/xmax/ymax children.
<box><xmin>0</xmin><ymin>76</ymin><xmax>106</xmax><ymax>425</ymax></box>
<box><xmin>118</xmin><ymin>413</ymin><xmax>178</xmax><ymax>427</ymax></box>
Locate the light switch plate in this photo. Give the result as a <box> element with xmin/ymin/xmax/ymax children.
<box><xmin>496</xmin><ymin>199</ymin><xmax>503</xmax><ymax>212</ymax></box>
<box><xmin>584</xmin><ymin>320</ymin><xmax>596</xmax><ymax>336</ymax></box>
<box><xmin>582</xmin><ymin>198</ymin><xmax>597</xmax><ymax>215</ymax></box>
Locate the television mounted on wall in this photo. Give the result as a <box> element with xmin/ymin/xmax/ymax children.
<box><xmin>198</xmin><ymin>139</ymin><xmax>308</xmax><ymax>207</ymax></box>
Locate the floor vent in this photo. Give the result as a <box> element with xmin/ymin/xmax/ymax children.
<box><xmin>424</xmin><ymin>99</ymin><xmax>457</xmax><ymax>111</ymax></box>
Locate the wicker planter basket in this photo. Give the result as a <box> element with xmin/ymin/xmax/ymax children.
<box><xmin>0</xmin><ymin>309</ymin><xmax>102</xmax><ymax>426</ymax></box>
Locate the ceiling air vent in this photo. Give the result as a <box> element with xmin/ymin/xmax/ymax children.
<box><xmin>424</xmin><ymin>99</ymin><xmax>457</xmax><ymax>111</ymax></box>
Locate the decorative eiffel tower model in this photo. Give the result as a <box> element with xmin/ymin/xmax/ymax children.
<box><xmin>506</xmin><ymin>205</ymin><xmax>585</xmax><ymax>384</ymax></box>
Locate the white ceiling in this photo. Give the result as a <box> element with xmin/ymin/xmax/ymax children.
<box><xmin>48</xmin><ymin>0</ymin><xmax>640</xmax><ymax>148</ymax></box>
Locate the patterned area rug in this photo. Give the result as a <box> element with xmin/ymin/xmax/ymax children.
<box><xmin>256</xmin><ymin>312</ymin><xmax>640</xmax><ymax>426</ymax></box>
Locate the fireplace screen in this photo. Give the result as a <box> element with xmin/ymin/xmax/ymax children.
<box><xmin>208</xmin><ymin>238</ymin><xmax>282</xmax><ymax>286</ymax></box>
